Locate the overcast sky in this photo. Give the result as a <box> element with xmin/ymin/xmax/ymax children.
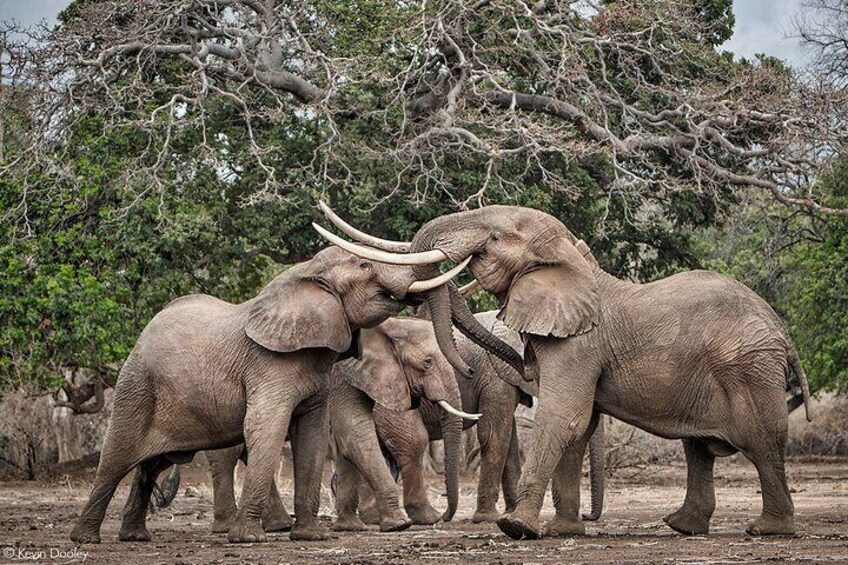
<box><xmin>0</xmin><ymin>0</ymin><xmax>813</xmax><ymax>67</ymax></box>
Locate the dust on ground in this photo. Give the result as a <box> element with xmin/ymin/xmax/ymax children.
<box><xmin>1</xmin><ymin>457</ymin><xmax>847</xmax><ymax>564</ymax></box>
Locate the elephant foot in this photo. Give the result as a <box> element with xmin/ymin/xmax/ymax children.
<box><xmin>262</xmin><ymin>513</ymin><xmax>294</xmax><ymax>532</ymax></box>
<box><xmin>332</xmin><ymin>515</ymin><xmax>369</xmax><ymax>532</ymax></box>
<box><xmin>745</xmin><ymin>514</ymin><xmax>795</xmax><ymax>536</ymax></box>
<box><xmin>663</xmin><ymin>508</ymin><xmax>711</xmax><ymax>535</ymax></box>
<box><xmin>497</xmin><ymin>512</ymin><xmax>542</xmax><ymax>540</ymax></box>
<box><xmin>228</xmin><ymin>519</ymin><xmax>267</xmax><ymax>543</ymax></box>
<box><xmin>69</xmin><ymin>523</ymin><xmax>101</xmax><ymax>544</ymax></box>
<box><xmin>211</xmin><ymin>519</ymin><xmax>232</xmax><ymax>534</ymax></box>
<box><xmin>118</xmin><ymin>524</ymin><xmax>151</xmax><ymax>542</ymax></box>
<box><xmin>405</xmin><ymin>504</ymin><xmax>442</xmax><ymax>525</ymax></box>
<box><xmin>359</xmin><ymin>505</ymin><xmax>380</xmax><ymax>525</ymax></box>
<box><xmin>380</xmin><ymin>510</ymin><xmax>413</xmax><ymax>533</ymax></box>
<box><xmin>290</xmin><ymin>521</ymin><xmax>334</xmax><ymax>541</ymax></box>
<box><xmin>543</xmin><ymin>516</ymin><xmax>586</xmax><ymax>538</ymax></box>
<box><xmin>472</xmin><ymin>510</ymin><xmax>501</xmax><ymax>523</ymax></box>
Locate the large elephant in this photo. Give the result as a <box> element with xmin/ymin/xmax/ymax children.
<box><xmin>315</xmin><ymin>204</ymin><xmax>813</xmax><ymax>539</ymax></box>
<box><xmin>203</xmin><ymin>316</ymin><xmax>476</xmax><ymax>534</ymax></box>
<box><xmin>68</xmin><ymin>245</ymin><xmax>464</xmax><ymax>544</ymax></box>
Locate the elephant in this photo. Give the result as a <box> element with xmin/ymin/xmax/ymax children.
<box><xmin>315</xmin><ymin>203</ymin><xmax>813</xmax><ymax>540</ymax></box>
<box><xmin>348</xmin><ymin>309</ymin><xmax>605</xmax><ymax>525</ymax></box>
<box><xmin>68</xmin><ymin>245</ymin><xmax>466</xmax><ymax>544</ymax></box>
<box><xmin>330</xmin><ymin>316</ymin><xmax>476</xmax><ymax>529</ymax></box>
<box><xmin>202</xmin><ymin>316</ymin><xmax>477</xmax><ymax>534</ymax></box>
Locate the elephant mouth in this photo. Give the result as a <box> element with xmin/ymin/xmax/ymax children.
<box><xmin>376</xmin><ymin>289</ymin><xmax>404</xmax><ymax>310</ymax></box>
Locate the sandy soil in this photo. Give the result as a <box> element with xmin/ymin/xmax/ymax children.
<box><xmin>1</xmin><ymin>457</ymin><xmax>847</xmax><ymax>564</ymax></box>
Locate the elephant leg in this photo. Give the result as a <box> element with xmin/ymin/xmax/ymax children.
<box><xmin>228</xmin><ymin>400</ymin><xmax>293</xmax><ymax>543</ymax></box>
<box><xmin>357</xmin><ymin>480</ymin><xmax>380</xmax><ymax>525</ymax></box>
<box><xmin>544</xmin><ymin>411</ymin><xmax>598</xmax><ymax>537</ymax></box>
<box><xmin>742</xmin><ymin>442</ymin><xmax>795</xmax><ymax>535</ymax></box>
<box><xmin>331</xmin><ymin>454</ymin><xmax>368</xmax><ymax>532</ymax></box>
<box><xmin>119</xmin><ymin>456</ymin><xmax>171</xmax><ymax>541</ymax></box>
<box><xmin>288</xmin><ymin>401</ymin><xmax>332</xmax><ymax>541</ymax></box>
<box><xmin>501</xmin><ymin>419</ymin><xmax>522</xmax><ymax>514</ymax></box>
<box><xmin>663</xmin><ymin>438</ymin><xmax>716</xmax><ymax>535</ymax></box>
<box><xmin>392</xmin><ymin>415</ymin><xmax>441</xmax><ymax>525</ymax></box>
<box><xmin>261</xmin><ymin>467</ymin><xmax>293</xmax><ymax>532</ymax></box>
<box><xmin>208</xmin><ymin>445</ymin><xmax>243</xmax><ymax>533</ymax></box>
<box><xmin>331</xmin><ymin>401</ymin><xmax>410</xmax><ymax>532</ymax></box>
<box><xmin>69</xmin><ymin>427</ymin><xmax>140</xmax><ymax>543</ymax></box>
<box><xmin>472</xmin><ymin>397</ymin><xmax>516</xmax><ymax>523</ymax></box>
<box><xmin>497</xmin><ymin>355</ymin><xmax>598</xmax><ymax>540</ymax></box>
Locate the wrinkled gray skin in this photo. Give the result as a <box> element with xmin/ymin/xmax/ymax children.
<box><xmin>354</xmin><ymin>311</ymin><xmax>605</xmax><ymax>525</ymax></box>
<box><xmin>331</xmin><ymin>317</ymin><xmax>464</xmax><ymax>529</ymax></box>
<box><xmin>68</xmin><ymin>247</ymin><xmax>423</xmax><ymax>544</ymax></box>
<box><xmin>409</xmin><ymin>206</ymin><xmax>812</xmax><ymax>539</ymax></box>
<box><xmin>204</xmin><ymin>317</ymin><xmax>465</xmax><ymax>534</ymax></box>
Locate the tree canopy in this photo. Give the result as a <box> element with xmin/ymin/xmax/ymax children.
<box><xmin>0</xmin><ymin>0</ymin><xmax>846</xmax><ymax>405</ymax></box>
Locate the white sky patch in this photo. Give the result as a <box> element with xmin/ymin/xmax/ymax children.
<box><xmin>721</xmin><ymin>0</ymin><xmax>810</xmax><ymax>66</ymax></box>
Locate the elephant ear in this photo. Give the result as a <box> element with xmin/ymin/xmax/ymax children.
<box><xmin>343</xmin><ymin>327</ymin><xmax>412</xmax><ymax>412</ymax></box>
<box><xmin>499</xmin><ymin>237</ymin><xmax>599</xmax><ymax>338</ymax></box>
<box><xmin>245</xmin><ymin>275</ymin><xmax>353</xmax><ymax>355</ymax></box>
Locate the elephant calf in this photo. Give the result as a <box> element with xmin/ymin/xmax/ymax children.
<box><xmin>349</xmin><ymin>310</ymin><xmax>604</xmax><ymax>525</ymax></box>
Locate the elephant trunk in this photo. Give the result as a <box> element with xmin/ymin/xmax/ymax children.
<box><xmin>411</xmin><ymin>216</ymin><xmax>523</xmax><ymax>380</ymax></box>
<box><xmin>425</xmin><ymin>285</ymin><xmax>474</xmax><ymax>378</ymax></box>
<box><xmin>447</xmin><ymin>285</ymin><xmax>524</xmax><ymax>378</ymax></box>
<box><xmin>583</xmin><ymin>416</ymin><xmax>605</xmax><ymax>521</ymax></box>
<box><xmin>439</xmin><ymin>393</ymin><xmax>463</xmax><ymax>522</ymax></box>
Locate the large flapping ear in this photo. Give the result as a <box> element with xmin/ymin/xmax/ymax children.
<box><xmin>498</xmin><ymin>236</ymin><xmax>599</xmax><ymax>338</ymax></box>
<box><xmin>343</xmin><ymin>326</ymin><xmax>413</xmax><ymax>412</ymax></box>
<box><xmin>245</xmin><ymin>274</ymin><xmax>353</xmax><ymax>355</ymax></box>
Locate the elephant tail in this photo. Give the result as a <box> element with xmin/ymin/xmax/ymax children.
<box><xmin>788</xmin><ymin>352</ymin><xmax>813</xmax><ymax>422</ymax></box>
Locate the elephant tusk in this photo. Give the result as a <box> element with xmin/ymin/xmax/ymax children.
<box><xmin>313</xmin><ymin>223</ymin><xmax>448</xmax><ymax>265</ymax></box>
<box><xmin>457</xmin><ymin>280</ymin><xmax>481</xmax><ymax>298</ymax></box>
<box><xmin>408</xmin><ymin>256</ymin><xmax>472</xmax><ymax>293</ymax></box>
<box><xmin>437</xmin><ymin>400</ymin><xmax>481</xmax><ymax>421</ymax></box>
<box><xmin>317</xmin><ymin>201</ymin><xmax>412</xmax><ymax>252</ymax></box>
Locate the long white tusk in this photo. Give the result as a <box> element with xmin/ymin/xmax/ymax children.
<box><xmin>458</xmin><ymin>280</ymin><xmax>481</xmax><ymax>298</ymax></box>
<box><xmin>408</xmin><ymin>256</ymin><xmax>472</xmax><ymax>293</ymax></box>
<box><xmin>313</xmin><ymin>223</ymin><xmax>448</xmax><ymax>265</ymax></box>
<box><xmin>318</xmin><ymin>201</ymin><xmax>411</xmax><ymax>252</ymax></box>
<box><xmin>437</xmin><ymin>400</ymin><xmax>482</xmax><ymax>421</ymax></box>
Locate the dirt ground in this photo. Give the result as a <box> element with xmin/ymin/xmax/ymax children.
<box><xmin>1</xmin><ymin>457</ymin><xmax>847</xmax><ymax>564</ymax></box>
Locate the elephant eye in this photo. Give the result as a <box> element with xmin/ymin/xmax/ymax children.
<box><xmin>490</xmin><ymin>231</ymin><xmax>501</xmax><ymax>242</ymax></box>
<box><xmin>359</xmin><ymin>260</ymin><xmax>372</xmax><ymax>270</ymax></box>
<box><xmin>422</xmin><ymin>357</ymin><xmax>433</xmax><ymax>369</ymax></box>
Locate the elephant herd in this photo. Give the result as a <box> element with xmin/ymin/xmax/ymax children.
<box><xmin>69</xmin><ymin>203</ymin><xmax>812</xmax><ymax>545</ymax></box>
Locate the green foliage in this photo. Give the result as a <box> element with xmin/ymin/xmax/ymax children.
<box><xmin>698</xmin><ymin>161</ymin><xmax>848</xmax><ymax>392</ymax></box>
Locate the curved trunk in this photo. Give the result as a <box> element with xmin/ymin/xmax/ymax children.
<box><xmin>425</xmin><ymin>285</ymin><xmax>474</xmax><ymax>378</ymax></box>
<box><xmin>439</xmin><ymin>398</ymin><xmax>463</xmax><ymax>522</ymax></box>
<box><xmin>583</xmin><ymin>417</ymin><xmax>605</xmax><ymax>521</ymax></box>
<box><xmin>447</xmin><ymin>284</ymin><xmax>524</xmax><ymax>378</ymax></box>
<box><xmin>153</xmin><ymin>465</ymin><xmax>181</xmax><ymax>509</ymax></box>
<box><xmin>411</xmin><ymin>216</ymin><xmax>523</xmax><ymax>379</ymax></box>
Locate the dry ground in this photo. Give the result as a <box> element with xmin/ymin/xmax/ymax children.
<box><xmin>1</xmin><ymin>457</ymin><xmax>847</xmax><ymax>564</ymax></box>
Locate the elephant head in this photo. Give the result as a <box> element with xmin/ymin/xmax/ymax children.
<box><xmin>407</xmin><ymin>206</ymin><xmax>600</xmax><ymax>379</ymax></box>
<box><xmin>245</xmin><ymin>246</ymin><xmax>467</xmax><ymax>359</ymax></box>
<box><xmin>313</xmin><ymin>204</ymin><xmax>526</xmax><ymax>380</ymax></box>
<box><xmin>340</xmin><ymin>316</ymin><xmax>477</xmax><ymax>522</ymax></box>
